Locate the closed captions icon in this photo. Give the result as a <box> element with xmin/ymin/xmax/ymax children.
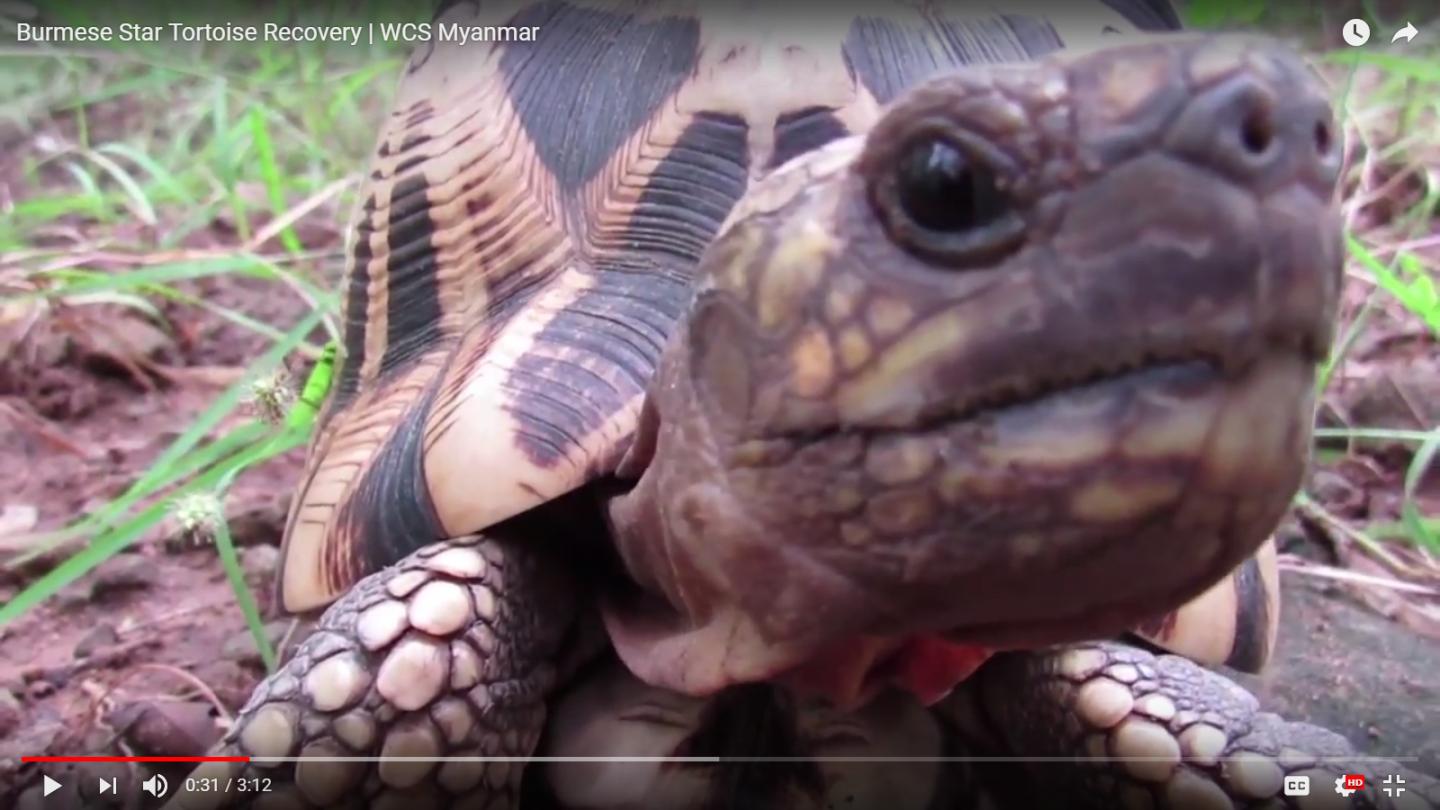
<box><xmin>1284</xmin><ymin>775</ymin><xmax>1310</xmax><ymax>796</ymax></box>
<box><xmin>1343</xmin><ymin>18</ymin><xmax>1371</xmax><ymax>46</ymax></box>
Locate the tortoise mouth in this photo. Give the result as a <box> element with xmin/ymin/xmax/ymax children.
<box><xmin>944</xmin><ymin>335</ymin><xmax>1322</xmax><ymax>427</ymax></box>
<box><xmin>783</xmin><ymin>326</ymin><xmax>1327</xmax><ymax>446</ymax></box>
<box><xmin>822</xmin><ymin>345</ymin><xmax>1312</xmax><ymax>623</ymax></box>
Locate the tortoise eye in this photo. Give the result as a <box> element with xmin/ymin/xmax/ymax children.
<box><xmin>870</xmin><ymin>133</ymin><xmax>1026</xmax><ymax>267</ymax></box>
<box><xmin>893</xmin><ymin>138</ymin><xmax>1006</xmax><ymax>233</ymax></box>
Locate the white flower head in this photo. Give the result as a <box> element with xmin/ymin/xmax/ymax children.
<box><xmin>246</xmin><ymin>369</ymin><xmax>296</xmax><ymax>426</ymax></box>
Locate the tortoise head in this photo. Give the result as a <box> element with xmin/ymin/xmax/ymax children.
<box><xmin>604</xmin><ymin>36</ymin><xmax>1341</xmax><ymax>705</ymax></box>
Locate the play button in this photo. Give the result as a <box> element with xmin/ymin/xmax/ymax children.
<box><xmin>42</xmin><ymin>775</ymin><xmax>62</xmax><ymax>797</ymax></box>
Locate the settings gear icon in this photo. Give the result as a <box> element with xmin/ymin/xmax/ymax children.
<box><xmin>1336</xmin><ymin>776</ymin><xmax>1357</xmax><ymax>797</ymax></box>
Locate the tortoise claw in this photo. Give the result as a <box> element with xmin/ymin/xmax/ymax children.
<box><xmin>940</xmin><ymin>640</ymin><xmax>1440</xmax><ymax>809</ymax></box>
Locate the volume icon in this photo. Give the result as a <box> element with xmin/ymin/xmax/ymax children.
<box><xmin>142</xmin><ymin>773</ymin><xmax>169</xmax><ymax>798</ymax></box>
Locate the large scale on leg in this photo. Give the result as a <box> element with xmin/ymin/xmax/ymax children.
<box><xmin>165</xmin><ymin>1</ymin><xmax>1439</xmax><ymax>808</ymax></box>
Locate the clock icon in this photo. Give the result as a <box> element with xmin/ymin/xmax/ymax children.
<box><xmin>1343</xmin><ymin>18</ymin><xmax>1371</xmax><ymax>46</ymax></box>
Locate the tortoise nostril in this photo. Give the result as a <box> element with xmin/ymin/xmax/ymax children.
<box><xmin>1313</xmin><ymin>120</ymin><xmax>1331</xmax><ymax>155</ymax></box>
<box><xmin>1240</xmin><ymin>107</ymin><xmax>1274</xmax><ymax>155</ymax></box>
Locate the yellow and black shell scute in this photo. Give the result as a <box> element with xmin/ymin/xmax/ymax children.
<box><xmin>279</xmin><ymin>0</ymin><xmax>1182</xmax><ymax>613</ymax></box>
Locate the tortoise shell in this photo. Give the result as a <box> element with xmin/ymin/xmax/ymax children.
<box><xmin>277</xmin><ymin>0</ymin><xmax>1272</xmax><ymax>673</ymax></box>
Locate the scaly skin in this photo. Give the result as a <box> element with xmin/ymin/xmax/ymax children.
<box><xmin>946</xmin><ymin>642</ymin><xmax>1440</xmax><ymax>809</ymax></box>
<box><xmin>165</xmin><ymin>533</ymin><xmax>575</xmax><ymax>810</ymax></box>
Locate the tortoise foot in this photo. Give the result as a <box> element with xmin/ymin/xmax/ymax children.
<box><xmin>164</xmin><ymin>535</ymin><xmax>574</xmax><ymax>810</ymax></box>
<box><xmin>944</xmin><ymin>640</ymin><xmax>1439</xmax><ymax>809</ymax></box>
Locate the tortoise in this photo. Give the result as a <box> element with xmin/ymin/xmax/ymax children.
<box><xmin>164</xmin><ymin>2</ymin><xmax>1440</xmax><ymax>809</ymax></box>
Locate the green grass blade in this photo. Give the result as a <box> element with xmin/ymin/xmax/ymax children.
<box><xmin>1400</xmin><ymin>432</ymin><xmax>1440</xmax><ymax>553</ymax></box>
<box><xmin>1346</xmin><ymin>236</ymin><xmax>1440</xmax><ymax>337</ymax></box>
<box><xmin>1184</xmin><ymin>0</ymin><xmax>1265</xmax><ymax>27</ymax></box>
<box><xmin>22</xmin><ymin>257</ymin><xmax>279</xmax><ymax>299</ymax></box>
<box><xmin>248</xmin><ymin>106</ymin><xmax>302</xmax><ymax>254</ymax></box>
<box><xmin>10</xmin><ymin>193</ymin><xmax>109</xmax><ymax>221</ymax></box>
<box><xmin>95</xmin><ymin>142</ymin><xmax>194</xmax><ymax>205</ymax></box>
<box><xmin>57</xmin><ymin>290</ymin><xmax>165</xmax><ymax>320</ymax></box>
<box><xmin>1324</xmin><ymin>51</ymin><xmax>1440</xmax><ymax>82</ymax></box>
<box><xmin>61</xmin><ymin>70</ymin><xmax>186</xmax><ymax>110</ymax></box>
<box><xmin>324</xmin><ymin>60</ymin><xmax>397</xmax><ymax>123</ymax></box>
<box><xmin>59</xmin><ymin>160</ymin><xmax>103</xmax><ymax>202</ymax></box>
<box><xmin>1318</xmin><ymin>287</ymin><xmax>1379</xmax><ymax>394</ymax></box>
<box><xmin>211</xmin><ymin>506</ymin><xmax>278</xmax><ymax>672</ymax></box>
<box><xmin>1314</xmin><ymin>427</ymin><xmax>1440</xmax><ymax>443</ymax></box>
<box><xmin>82</xmin><ymin>149</ymin><xmax>158</xmax><ymax>226</ymax></box>
<box><xmin>114</xmin><ymin>279</ymin><xmax>326</xmax><ymax>357</ymax></box>
<box><xmin>1367</xmin><ymin>517</ymin><xmax>1440</xmax><ymax>540</ymax></box>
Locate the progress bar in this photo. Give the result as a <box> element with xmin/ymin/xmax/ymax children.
<box><xmin>250</xmin><ymin>756</ymin><xmax>1422</xmax><ymax>764</ymax></box>
<box><xmin>22</xmin><ymin>756</ymin><xmax>247</xmax><ymax>763</ymax></box>
<box><xmin>23</xmin><ymin>755</ymin><xmax>1423</xmax><ymax>764</ymax></box>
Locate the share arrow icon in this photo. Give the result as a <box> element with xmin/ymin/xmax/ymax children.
<box><xmin>42</xmin><ymin>775</ymin><xmax>62</xmax><ymax>797</ymax></box>
<box><xmin>1393</xmin><ymin>22</ymin><xmax>1418</xmax><ymax>43</ymax></box>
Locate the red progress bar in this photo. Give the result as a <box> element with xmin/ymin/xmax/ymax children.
<box><xmin>22</xmin><ymin>756</ymin><xmax>249</xmax><ymax>763</ymax></box>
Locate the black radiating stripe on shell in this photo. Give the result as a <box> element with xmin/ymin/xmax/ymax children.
<box><xmin>331</xmin><ymin>203</ymin><xmax>375</xmax><ymax>412</ymax></box>
<box><xmin>508</xmin><ymin>112</ymin><xmax>750</xmax><ymax>467</ymax></box>
<box><xmin>343</xmin><ymin>379</ymin><xmax>447</xmax><ymax>575</ymax></box>
<box><xmin>1000</xmin><ymin>14</ymin><xmax>1065</xmax><ymax>55</ymax></box>
<box><xmin>1224</xmin><ymin>556</ymin><xmax>1271</xmax><ymax>673</ymax></box>
<box><xmin>503</xmin><ymin>266</ymin><xmax>690</xmax><ymax>465</ymax></box>
<box><xmin>619</xmin><ymin>112</ymin><xmax>750</xmax><ymax>264</ymax></box>
<box><xmin>925</xmin><ymin>12</ymin><xmax>1064</xmax><ymax>65</ymax></box>
<box><xmin>769</xmin><ymin>107</ymin><xmax>849</xmax><ymax>170</ymax></box>
<box><xmin>394</xmin><ymin>153</ymin><xmax>427</xmax><ymax>175</ymax></box>
<box><xmin>379</xmin><ymin>174</ymin><xmax>444</xmax><ymax>378</ymax></box>
<box><xmin>497</xmin><ymin>1</ymin><xmax>700</xmax><ymax>190</ymax></box>
<box><xmin>1101</xmin><ymin>0</ymin><xmax>1184</xmax><ymax>31</ymax></box>
<box><xmin>843</xmin><ymin>12</ymin><xmax>1063</xmax><ymax>104</ymax></box>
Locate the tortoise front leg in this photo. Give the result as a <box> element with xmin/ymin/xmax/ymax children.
<box><xmin>942</xmin><ymin>641</ymin><xmax>1439</xmax><ymax>809</ymax></box>
<box><xmin>165</xmin><ymin>534</ymin><xmax>575</xmax><ymax>810</ymax></box>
